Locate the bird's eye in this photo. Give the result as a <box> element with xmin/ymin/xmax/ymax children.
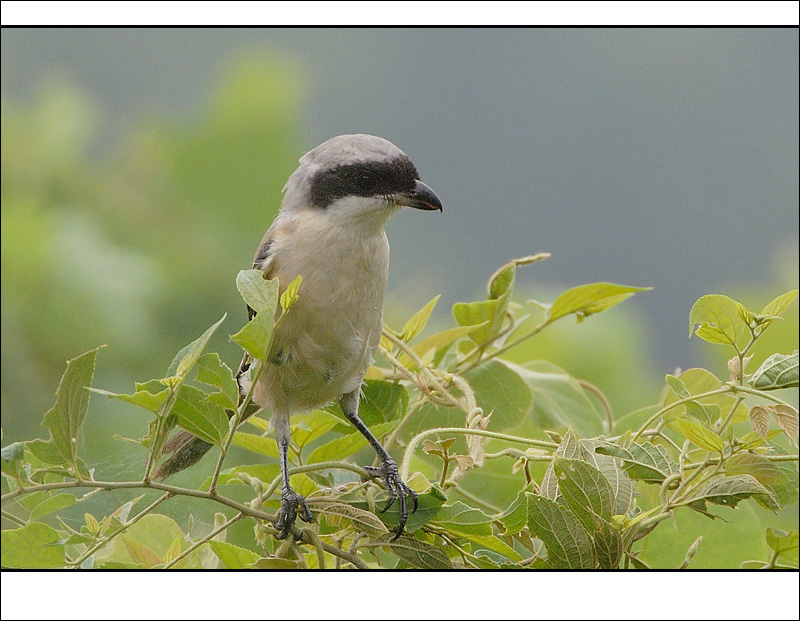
<box><xmin>355</xmin><ymin>172</ymin><xmax>376</xmax><ymax>191</ymax></box>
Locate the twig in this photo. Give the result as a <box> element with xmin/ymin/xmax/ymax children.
<box><xmin>163</xmin><ymin>512</ymin><xmax>245</xmax><ymax>569</ymax></box>
<box><xmin>69</xmin><ymin>491</ymin><xmax>173</xmax><ymax>567</ymax></box>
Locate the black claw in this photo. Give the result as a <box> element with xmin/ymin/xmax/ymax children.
<box><xmin>380</xmin><ymin>493</ymin><xmax>397</xmax><ymax>513</ymax></box>
<box><xmin>274</xmin><ymin>486</ymin><xmax>312</xmax><ymax>540</ymax></box>
<box><xmin>365</xmin><ymin>457</ymin><xmax>417</xmax><ymax>540</ymax></box>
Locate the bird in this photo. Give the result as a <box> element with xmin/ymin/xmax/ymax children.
<box><xmin>155</xmin><ymin>134</ymin><xmax>442</xmax><ymax>540</ymax></box>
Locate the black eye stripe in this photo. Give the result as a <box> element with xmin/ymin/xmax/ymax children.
<box><xmin>309</xmin><ymin>157</ymin><xmax>419</xmax><ymax>209</ymax></box>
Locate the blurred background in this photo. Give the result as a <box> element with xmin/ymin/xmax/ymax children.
<box><xmin>2</xmin><ymin>27</ymin><xmax>797</xmax><ymax>439</ymax></box>
<box><xmin>1</xmin><ymin>27</ymin><xmax>798</xmax><ymax>569</ymax></box>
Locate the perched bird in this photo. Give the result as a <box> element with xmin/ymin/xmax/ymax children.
<box><xmin>156</xmin><ymin>134</ymin><xmax>442</xmax><ymax>539</ymax></box>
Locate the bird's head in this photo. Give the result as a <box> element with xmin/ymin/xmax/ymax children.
<box><xmin>281</xmin><ymin>134</ymin><xmax>442</xmax><ymax>230</ymax></box>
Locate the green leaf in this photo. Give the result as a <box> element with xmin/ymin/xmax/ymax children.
<box><xmin>171</xmin><ymin>315</ymin><xmax>227</xmax><ymax>381</ymax></box>
<box><xmin>231</xmin><ymin>431</ymin><xmax>279</xmax><ymax>458</ymax></box>
<box><xmin>594</xmin><ymin>441</ymin><xmax>677</xmax><ymax>483</ymax></box>
<box><xmin>230</xmin><ymin>311</ymin><xmax>275</xmax><ymax>360</ymax></box>
<box><xmin>250</xmin><ymin>557</ymin><xmax>301</xmax><ymax>569</ymax></box>
<box><xmin>279</xmin><ymin>274</ymin><xmax>302</xmax><ymax>313</ymax></box>
<box><xmin>674</xmin><ymin>418</ymin><xmax>724</xmax><ymax>452</ymax></box>
<box><xmin>665</xmin><ymin>374</ymin><xmax>690</xmax><ymax>398</ymax></box>
<box><xmin>688</xmin><ymin>474</ymin><xmax>778</xmax><ymax>512</ymax></box>
<box><xmin>346</xmin><ymin>485</ymin><xmax>447</xmax><ymax>533</ymax></box>
<box><xmin>581</xmin><ymin>437</ymin><xmax>636</xmax><ymax>516</ymax></box>
<box><xmin>725</xmin><ymin>453</ymin><xmax>784</xmax><ymax>485</ymax></box>
<box><xmin>592</xmin><ymin>517</ymin><xmax>624</xmax><ymax>569</ymax></box>
<box><xmin>738</xmin><ymin>429</ymin><xmax>783</xmax><ymax>450</ymax></box>
<box><xmin>431</xmin><ymin>501</ymin><xmax>493</xmax><ymax>536</ymax></box>
<box><xmin>736</xmin><ymin>301</ymin><xmax>756</xmax><ymax>326</ymax></box>
<box><xmin>400</xmin><ymin>295</ymin><xmax>440</xmax><ymax>342</ymax></box>
<box><xmin>1</xmin><ymin>522</ymin><xmax>66</xmax><ymax>568</ymax></box>
<box><xmin>683</xmin><ymin>401</ymin><xmax>717</xmax><ymax>425</ymax></box>
<box><xmin>553</xmin><ymin>457</ymin><xmax>615</xmax><ymax>525</ymax></box>
<box><xmin>209</xmin><ymin>540</ymin><xmax>261</xmax><ymax>569</ymax></box>
<box><xmin>662</xmin><ymin>368</ymin><xmax>746</xmax><ymax>425</ymax></box>
<box><xmin>688</xmin><ymin>294</ymin><xmax>746</xmax><ymax>345</ymax></box>
<box><xmin>541</xmin><ymin>428</ymin><xmax>587</xmax><ymax>500</ymax></box>
<box><xmin>452</xmin><ymin>298</ymin><xmax>508</xmax><ymax>345</ymax></box>
<box><xmin>196</xmin><ymin>353</ymin><xmax>239</xmax><ymax>411</ymax></box>
<box><xmin>526</xmin><ymin>493</ymin><xmax>595</xmax><ymax>569</ymax></box>
<box><xmin>765</xmin><ymin>527</ymin><xmax>799</xmax><ymax>564</ymax></box>
<box><xmin>41</xmin><ymin>347</ymin><xmax>102</xmax><ymax>466</ymax></box>
<box><xmin>101</xmin><ymin>514</ymin><xmax>195</xmax><ymax>568</ymax></box>
<box><xmin>307</xmin><ymin>421</ymin><xmax>398</xmax><ymax>464</ymax></box>
<box><xmin>25</xmin><ymin>439</ymin><xmax>66</xmax><ymax>465</ymax></box>
<box><xmin>408</xmin><ymin>322</ymin><xmax>489</xmax><ymax>368</ymax></box>
<box><xmin>307</xmin><ymin>500</ymin><xmax>389</xmax><ymax>537</ymax></box>
<box><xmin>382</xmin><ymin>535</ymin><xmax>452</xmax><ymax>569</ymax></box>
<box><xmin>513</xmin><ymin>360</ymin><xmax>605</xmax><ymax>439</ymax></box>
<box><xmin>464</xmin><ymin>359</ymin><xmax>534</xmax><ymax>432</ymax></box>
<box><xmin>236</xmin><ymin>268</ymin><xmax>279</xmax><ymax>314</ymax></box>
<box><xmin>498</xmin><ymin>483</ymin><xmax>534</xmax><ymax>533</ymax></box>
<box><xmin>548</xmin><ymin>282</ymin><xmax>649</xmax><ymax>322</ymax></box>
<box><xmin>750</xmin><ymin>351</ymin><xmax>799</xmax><ymax>390</ymax></box>
<box><xmin>463</xmin><ymin>533</ymin><xmax>523</xmax><ymax>562</ymax></box>
<box><xmin>29</xmin><ymin>493</ymin><xmax>78</xmax><ymax>521</ymax></box>
<box><xmin>171</xmin><ymin>385</ymin><xmax>229</xmax><ymax>446</ymax></box>
<box><xmin>765</xmin><ymin>464</ymin><xmax>799</xmax><ymax>508</ymax></box>
<box><xmin>121</xmin><ymin>537</ymin><xmax>162</xmax><ymax>568</ymax></box>
<box><xmin>290</xmin><ymin>410</ymin><xmax>341</xmax><ymax>447</ymax></box>
<box><xmin>487</xmin><ymin>255</ymin><xmax>548</xmax><ymax>300</ymax></box>
<box><xmin>760</xmin><ymin>289</ymin><xmax>799</xmax><ymax>319</ymax></box>
<box><xmin>357</xmin><ymin>381</ymin><xmax>409</xmax><ymax>427</ymax></box>
<box><xmin>288</xmin><ymin>473</ymin><xmax>318</xmax><ymax>498</ymax></box>
<box><xmin>88</xmin><ymin>386</ymin><xmax>169</xmax><ymax>414</ymax></box>
<box><xmin>451</xmin><ymin>258</ymin><xmax>543</xmax><ymax>345</ymax></box>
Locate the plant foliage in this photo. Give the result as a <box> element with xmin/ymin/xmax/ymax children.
<box><xmin>2</xmin><ymin>259</ymin><xmax>797</xmax><ymax>569</ymax></box>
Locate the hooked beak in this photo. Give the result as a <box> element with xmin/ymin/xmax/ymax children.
<box><xmin>399</xmin><ymin>180</ymin><xmax>443</xmax><ymax>212</ymax></box>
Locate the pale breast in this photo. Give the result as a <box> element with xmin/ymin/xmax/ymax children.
<box><xmin>253</xmin><ymin>219</ymin><xmax>390</xmax><ymax>414</ymax></box>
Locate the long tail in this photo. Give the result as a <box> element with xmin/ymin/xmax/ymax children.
<box><xmin>153</xmin><ymin>432</ymin><xmax>214</xmax><ymax>479</ymax></box>
<box><xmin>153</xmin><ymin>352</ymin><xmax>254</xmax><ymax>480</ymax></box>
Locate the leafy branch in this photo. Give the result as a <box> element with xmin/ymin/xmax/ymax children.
<box><xmin>2</xmin><ymin>260</ymin><xmax>796</xmax><ymax>569</ymax></box>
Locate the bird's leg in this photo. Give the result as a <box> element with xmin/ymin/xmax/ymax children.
<box><xmin>339</xmin><ymin>389</ymin><xmax>418</xmax><ymax>540</ymax></box>
<box><xmin>273</xmin><ymin>414</ymin><xmax>312</xmax><ymax>539</ymax></box>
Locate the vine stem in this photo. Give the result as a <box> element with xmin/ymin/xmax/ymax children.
<box><xmin>400</xmin><ymin>427</ymin><xmax>558</xmax><ymax>480</ymax></box>
<box><xmin>260</xmin><ymin>461</ymin><xmax>370</xmax><ymax>499</ymax></box>
<box><xmin>1</xmin><ymin>510</ymin><xmax>26</xmax><ymax>527</ymax></box>
<box><xmin>453</xmin><ymin>316</ymin><xmax>553</xmax><ymax>376</ymax></box>
<box><xmin>2</xmin><ymin>465</ymin><xmax>374</xmax><ymax>570</ymax></box>
<box><xmin>632</xmin><ymin>386</ymin><xmax>734</xmax><ymax>441</ymax></box>
<box><xmin>729</xmin><ymin>384</ymin><xmax>797</xmax><ymax>409</ymax></box>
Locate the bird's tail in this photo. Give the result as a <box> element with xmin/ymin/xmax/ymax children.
<box><xmin>153</xmin><ymin>431</ymin><xmax>214</xmax><ymax>480</ymax></box>
<box><xmin>153</xmin><ymin>352</ymin><xmax>254</xmax><ymax>480</ymax></box>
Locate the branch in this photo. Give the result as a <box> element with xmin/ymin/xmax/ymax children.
<box><xmin>162</xmin><ymin>512</ymin><xmax>245</xmax><ymax>569</ymax></box>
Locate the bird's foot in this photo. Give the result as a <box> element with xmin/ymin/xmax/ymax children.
<box><xmin>274</xmin><ymin>486</ymin><xmax>313</xmax><ymax>540</ymax></box>
<box><xmin>363</xmin><ymin>457</ymin><xmax>418</xmax><ymax>541</ymax></box>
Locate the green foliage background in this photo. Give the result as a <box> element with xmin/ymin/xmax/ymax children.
<box><xmin>2</xmin><ymin>58</ymin><xmax>798</xmax><ymax>569</ymax></box>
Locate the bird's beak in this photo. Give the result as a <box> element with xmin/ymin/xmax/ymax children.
<box><xmin>399</xmin><ymin>180</ymin><xmax>443</xmax><ymax>212</ymax></box>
